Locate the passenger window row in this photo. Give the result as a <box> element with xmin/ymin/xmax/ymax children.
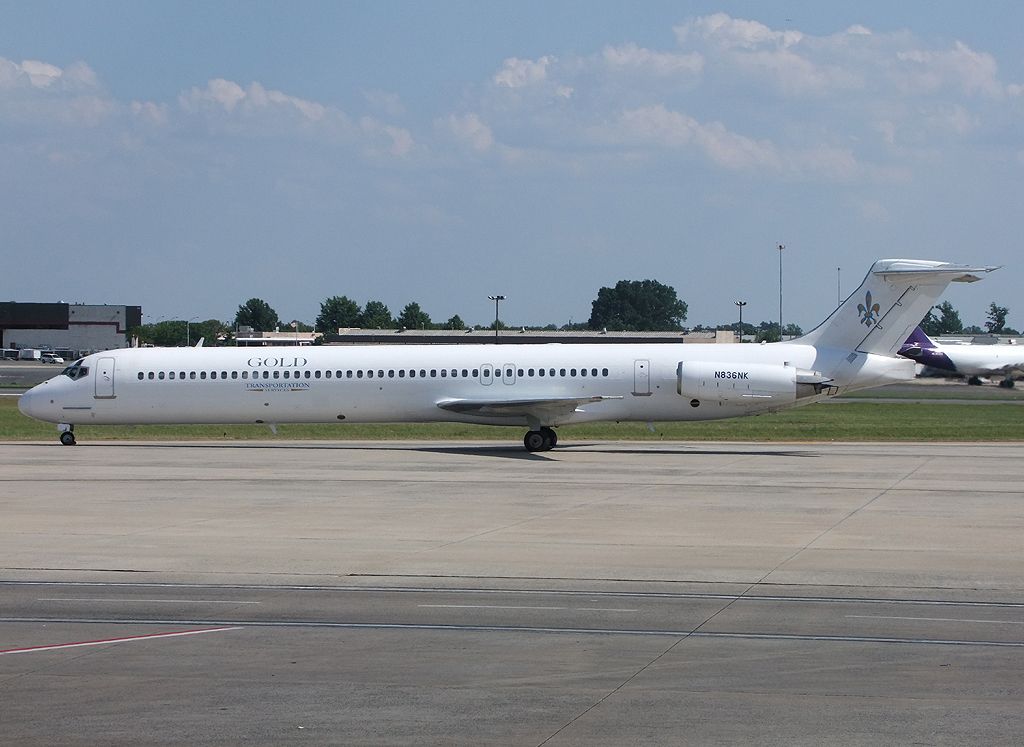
<box><xmin>136</xmin><ymin>367</ymin><xmax>612</xmax><ymax>381</ymax></box>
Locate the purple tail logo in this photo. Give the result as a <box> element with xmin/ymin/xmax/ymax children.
<box><xmin>857</xmin><ymin>291</ymin><xmax>880</xmax><ymax>326</ymax></box>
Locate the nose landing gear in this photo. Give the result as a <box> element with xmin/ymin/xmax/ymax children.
<box><xmin>523</xmin><ymin>426</ymin><xmax>557</xmax><ymax>452</ymax></box>
<box><xmin>58</xmin><ymin>425</ymin><xmax>76</xmax><ymax>446</ymax></box>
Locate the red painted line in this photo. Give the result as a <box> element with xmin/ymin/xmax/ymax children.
<box><xmin>0</xmin><ymin>626</ymin><xmax>240</xmax><ymax>656</ymax></box>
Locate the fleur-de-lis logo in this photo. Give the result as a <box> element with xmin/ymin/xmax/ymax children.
<box><xmin>857</xmin><ymin>291</ymin><xmax>881</xmax><ymax>326</ymax></box>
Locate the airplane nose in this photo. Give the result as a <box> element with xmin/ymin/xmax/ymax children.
<box><xmin>18</xmin><ymin>384</ymin><xmax>47</xmax><ymax>421</ymax></box>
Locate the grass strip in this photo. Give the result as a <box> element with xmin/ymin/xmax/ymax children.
<box><xmin>2</xmin><ymin>397</ymin><xmax>1022</xmax><ymax>442</ymax></box>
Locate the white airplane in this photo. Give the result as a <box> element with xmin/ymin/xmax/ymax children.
<box><xmin>19</xmin><ymin>259</ymin><xmax>994</xmax><ymax>451</ymax></box>
<box><xmin>899</xmin><ymin>326</ymin><xmax>1024</xmax><ymax>387</ymax></box>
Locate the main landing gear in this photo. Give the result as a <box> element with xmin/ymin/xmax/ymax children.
<box><xmin>523</xmin><ymin>427</ymin><xmax>557</xmax><ymax>452</ymax></box>
<box><xmin>58</xmin><ymin>424</ymin><xmax>76</xmax><ymax>446</ymax></box>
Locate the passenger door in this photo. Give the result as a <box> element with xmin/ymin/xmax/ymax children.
<box><xmin>95</xmin><ymin>357</ymin><xmax>116</xmax><ymax>398</ymax></box>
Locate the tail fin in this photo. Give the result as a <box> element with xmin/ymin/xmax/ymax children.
<box><xmin>902</xmin><ymin>325</ymin><xmax>936</xmax><ymax>350</ymax></box>
<box><xmin>798</xmin><ymin>260</ymin><xmax>996</xmax><ymax>356</ymax></box>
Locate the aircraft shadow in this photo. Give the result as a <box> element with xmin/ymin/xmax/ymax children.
<box><xmin>8</xmin><ymin>441</ymin><xmax>818</xmax><ymax>460</ymax></box>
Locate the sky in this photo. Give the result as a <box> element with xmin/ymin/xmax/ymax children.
<box><xmin>1</xmin><ymin>1</ymin><xmax>1022</xmax><ymax>331</ymax></box>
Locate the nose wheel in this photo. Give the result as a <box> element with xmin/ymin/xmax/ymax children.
<box><xmin>59</xmin><ymin>427</ymin><xmax>76</xmax><ymax>446</ymax></box>
<box><xmin>523</xmin><ymin>427</ymin><xmax>557</xmax><ymax>452</ymax></box>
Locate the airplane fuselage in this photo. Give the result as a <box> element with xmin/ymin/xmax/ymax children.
<box><xmin>18</xmin><ymin>341</ymin><xmax>910</xmax><ymax>430</ymax></box>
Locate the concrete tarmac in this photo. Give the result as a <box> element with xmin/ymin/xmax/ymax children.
<box><xmin>2</xmin><ymin>440</ymin><xmax>1023</xmax><ymax>745</ymax></box>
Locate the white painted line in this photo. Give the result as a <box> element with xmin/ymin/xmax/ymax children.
<box><xmin>846</xmin><ymin>614</ymin><xmax>1024</xmax><ymax>626</ymax></box>
<box><xmin>418</xmin><ymin>604</ymin><xmax>637</xmax><ymax>612</ymax></box>
<box><xmin>418</xmin><ymin>604</ymin><xmax>564</xmax><ymax>610</ymax></box>
<box><xmin>0</xmin><ymin>627</ymin><xmax>241</xmax><ymax>656</ymax></box>
<box><xmin>38</xmin><ymin>598</ymin><xmax>260</xmax><ymax>605</ymax></box>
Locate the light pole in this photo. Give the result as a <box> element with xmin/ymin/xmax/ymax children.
<box><xmin>185</xmin><ymin>316</ymin><xmax>199</xmax><ymax>347</ymax></box>
<box><xmin>488</xmin><ymin>295</ymin><xmax>505</xmax><ymax>342</ymax></box>
<box><xmin>837</xmin><ymin>266</ymin><xmax>842</xmax><ymax>307</ymax></box>
<box><xmin>777</xmin><ymin>243</ymin><xmax>784</xmax><ymax>341</ymax></box>
<box><xmin>734</xmin><ymin>300</ymin><xmax>747</xmax><ymax>342</ymax></box>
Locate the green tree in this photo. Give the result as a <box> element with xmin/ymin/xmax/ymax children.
<box><xmin>190</xmin><ymin>319</ymin><xmax>231</xmax><ymax>345</ymax></box>
<box><xmin>587</xmin><ymin>279</ymin><xmax>687</xmax><ymax>331</ymax></box>
<box><xmin>235</xmin><ymin>298</ymin><xmax>279</xmax><ymax>331</ymax></box>
<box><xmin>397</xmin><ymin>302</ymin><xmax>432</xmax><ymax>330</ymax></box>
<box><xmin>756</xmin><ymin>321</ymin><xmax>780</xmax><ymax>343</ymax></box>
<box><xmin>921</xmin><ymin>301</ymin><xmax>963</xmax><ymax>335</ymax></box>
<box><xmin>985</xmin><ymin>302</ymin><xmax>1009</xmax><ymax>333</ymax></box>
<box><xmin>315</xmin><ymin>295</ymin><xmax>361</xmax><ymax>332</ymax></box>
<box><xmin>358</xmin><ymin>300</ymin><xmax>394</xmax><ymax>329</ymax></box>
<box><xmin>443</xmin><ymin>314</ymin><xmax>466</xmax><ymax>330</ymax></box>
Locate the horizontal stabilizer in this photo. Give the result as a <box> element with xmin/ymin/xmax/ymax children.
<box><xmin>799</xmin><ymin>260</ymin><xmax>998</xmax><ymax>356</ymax></box>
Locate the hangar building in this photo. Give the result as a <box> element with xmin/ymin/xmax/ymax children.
<box><xmin>1</xmin><ymin>302</ymin><xmax>142</xmax><ymax>357</ymax></box>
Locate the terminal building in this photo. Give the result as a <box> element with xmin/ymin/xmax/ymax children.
<box><xmin>1</xmin><ymin>302</ymin><xmax>142</xmax><ymax>358</ymax></box>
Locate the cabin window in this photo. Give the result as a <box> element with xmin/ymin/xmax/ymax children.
<box><xmin>158</xmin><ymin>372</ymin><xmax>165</xmax><ymax>380</ymax></box>
<box><xmin>571</xmin><ymin>368</ymin><xmax>577</xmax><ymax>377</ymax></box>
<box><xmin>346</xmin><ymin>370</ymin><xmax>353</xmax><ymax>379</ymax></box>
<box><xmin>419</xmin><ymin>369</ymin><xmax>426</xmax><ymax>378</ymax></box>
<box><xmin>138</xmin><ymin>372</ymin><xmax>144</xmax><ymax>380</ymax></box>
<box><xmin>366</xmin><ymin>370</ymin><xmax>374</xmax><ymax>379</ymax></box>
<box><xmin>283</xmin><ymin>371</ymin><xmax>290</xmax><ymax>379</ymax></box>
<box><xmin>592</xmin><ymin>368</ymin><xmax>598</xmax><ymax>377</ymax></box>
<box><xmin>325</xmin><ymin>370</ymin><xmax>332</xmax><ymax>379</ymax></box>
<box><xmin>262</xmin><ymin>371</ymin><xmax>269</xmax><ymax>379</ymax></box>
<box><xmin>472</xmin><ymin>369</ymin><xmax>478</xmax><ymax>377</ymax></box>
<box><xmin>231</xmin><ymin>371</ymin><xmax>237</xmax><ymax>380</ymax></box>
<box><xmin>179</xmin><ymin>371</ymin><xmax>185</xmax><ymax>379</ymax></box>
<box><xmin>538</xmin><ymin>368</ymin><xmax>545</xmax><ymax>377</ymax></box>
<box><xmin>388</xmin><ymin>370</ymin><xmax>395</xmax><ymax>378</ymax></box>
<box><xmin>221</xmin><ymin>371</ymin><xmax>227</xmax><ymax>379</ymax></box>
<box><xmin>200</xmin><ymin>372</ymin><xmax>207</xmax><ymax>380</ymax></box>
<box><xmin>518</xmin><ymin>369</ymin><xmax>524</xmax><ymax>377</ymax></box>
<box><xmin>602</xmin><ymin>368</ymin><xmax>609</xmax><ymax>377</ymax></box>
<box><xmin>357</xmin><ymin>370</ymin><xmax>363</xmax><ymax>379</ymax></box>
<box><xmin>528</xmin><ymin>368</ymin><xmax>535</xmax><ymax>377</ymax></box>
<box><xmin>314</xmin><ymin>370</ymin><xmax>320</xmax><ymax>379</ymax></box>
<box><xmin>190</xmin><ymin>372</ymin><xmax>197</xmax><ymax>380</ymax></box>
<box><xmin>409</xmin><ymin>369</ymin><xmax>416</xmax><ymax>378</ymax></box>
<box><xmin>169</xmin><ymin>372</ymin><xmax>176</xmax><ymax>380</ymax></box>
<box><xmin>399</xmin><ymin>370</ymin><xmax>405</xmax><ymax>378</ymax></box>
<box><xmin>377</xmin><ymin>370</ymin><xmax>384</xmax><ymax>378</ymax></box>
<box><xmin>242</xmin><ymin>371</ymin><xmax>248</xmax><ymax>379</ymax></box>
<box><xmin>559</xmin><ymin>368</ymin><xmax>566</xmax><ymax>377</ymax></box>
<box><xmin>440</xmin><ymin>369</ymin><xmax>447</xmax><ymax>378</ymax></box>
<box><xmin>430</xmin><ymin>369</ymin><xmax>437</xmax><ymax>377</ymax></box>
<box><xmin>336</xmin><ymin>370</ymin><xmax>343</xmax><ymax>378</ymax></box>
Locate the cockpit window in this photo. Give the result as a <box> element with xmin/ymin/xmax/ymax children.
<box><xmin>61</xmin><ymin>360</ymin><xmax>90</xmax><ymax>380</ymax></box>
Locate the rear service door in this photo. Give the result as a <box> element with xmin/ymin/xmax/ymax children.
<box><xmin>95</xmin><ymin>357</ymin><xmax>116</xmax><ymax>398</ymax></box>
<box><xmin>632</xmin><ymin>359</ymin><xmax>651</xmax><ymax>396</ymax></box>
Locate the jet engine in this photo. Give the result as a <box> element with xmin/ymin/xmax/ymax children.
<box><xmin>677</xmin><ymin>361</ymin><xmax>832</xmax><ymax>404</ymax></box>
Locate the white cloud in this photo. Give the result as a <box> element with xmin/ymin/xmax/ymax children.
<box><xmin>179</xmin><ymin>79</ymin><xmax>327</xmax><ymax>121</ymax></box>
<box><xmin>594</xmin><ymin>104</ymin><xmax>782</xmax><ymax>171</ymax></box>
<box><xmin>895</xmin><ymin>41</ymin><xmax>1003</xmax><ymax>98</ymax></box>
<box><xmin>493</xmin><ymin>56</ymin><xmax>554</xmax><ymax>88</ymax></box>
<box><xmin>602</xmin><ymin>43</ymin><xmax>703</xmax><ymax>77</ymax></box>
<box><xmin>443</xmin><ymin>113</ymin><xmax>494</xmax><ymax>153</ymax></box>
<box><xmin>20</xmin><ymin>59</ymin><xmax>63</xmax><ymax>88</ymax></box>
<box><xmin>0</xmin><ymin>57</ymin><xmax>101</xmax><ymax>91</ymax></box>
<box><xmin>676</xmin><ymin>13</ymin><xmax>803</xmax><ymax>50</ymax></box>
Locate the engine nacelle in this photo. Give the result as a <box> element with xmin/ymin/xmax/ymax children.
<box><xmin>677</xmin><ymin>361</ymin><xmax>831</xmax><ymax>404</ymax></box>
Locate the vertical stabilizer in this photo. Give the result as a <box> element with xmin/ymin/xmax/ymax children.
<box><xmin>798</xmin><ymin>260</ymin><xmax>996</xmax><ymax>356</ymax></box>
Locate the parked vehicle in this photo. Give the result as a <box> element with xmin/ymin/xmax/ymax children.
<box><xmin>41</xmin><ymin>352</ymin><xmax>65</xmax><ymax>364</ymax></box>
<box><xmin>17</xmin><ymin>349</ymin><xmax>42</xmax><ymax>361</ymax></box>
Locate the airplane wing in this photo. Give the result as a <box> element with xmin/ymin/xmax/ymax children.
<box><xmin>437</xmin><ymin>395</ymin><xmax>623</xmax><ymax>422</ymax></box>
